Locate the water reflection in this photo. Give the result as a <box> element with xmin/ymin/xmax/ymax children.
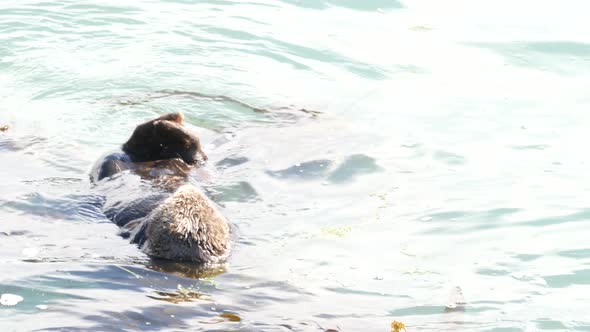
<box><xmin>146</xmin><ymin>259</ymin><xmax>226</xmax><ymax>280</ymax></box>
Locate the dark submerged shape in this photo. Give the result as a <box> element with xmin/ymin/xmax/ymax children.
<box><xmin>91</xmin><ymin>112</ymin><xmax>230</xmax><ymax>263</ymax></box>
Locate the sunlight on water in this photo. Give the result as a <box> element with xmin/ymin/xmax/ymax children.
<box><xmin>2</xmin><ymin>0</ymin><xmax>590</xmax><ymax>331</ymax></box>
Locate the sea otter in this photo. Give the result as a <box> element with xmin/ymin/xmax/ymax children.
<box><xmin>91</xmin><ymin>112</ymin><xmax>207</xmax><ymax>182</ymax></box>
<box><xmin>91</xmin><ymin>112</ymin><xmax>230</xmax><ymax>263</ymax></box>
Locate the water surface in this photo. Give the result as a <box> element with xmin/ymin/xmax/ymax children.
<box><xmin>1</xmin><ymin>0</ymin><xmax>590</xmax><ymax>331</ymax></box>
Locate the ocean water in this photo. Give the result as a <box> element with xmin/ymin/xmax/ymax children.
<box><xmin>1</xmin><ymin>0</ymin><xmax>590</xmax><ymax>331</ymax></box>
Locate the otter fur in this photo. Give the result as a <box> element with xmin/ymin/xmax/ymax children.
<box><xmin>122</xmin><ymin>185</ymin><xmax>230</xmax><ymax>263</ymax></box>
<box><xmin>91</xmin><ymin>112</ymin><xmax>230</xmax><ymax>263</ymax></box>
<box><xmin>91</xmin><ymin>112</ymin><xmax>207</xmax><ymax>182</ymax></box>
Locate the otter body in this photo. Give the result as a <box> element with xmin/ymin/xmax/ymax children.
<box><xmin>92</xmin><ymin>112</ymin><xmax>230</xmax><ymax>263</ymax></box>
<box><xmin>121</xmin><ymin>185</ymin><xmax>230</xmax><ymax>262</ymax></box>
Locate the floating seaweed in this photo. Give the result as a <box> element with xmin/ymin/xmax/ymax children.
<box><xmin>409</xmin><ymin>25</ymin><xmax>433</xmax><ymax>32</ymax></box>
<box><xmin>391</xmin><ymin>320</ymin><xmax>407</xmax><ymax>332</ymax></box>
<box><xmin>321</xmin><ymin>226</ymin><xmax>352</xmax><ymax>237</ymax></box>
<box><xmin>199</xmin><ymin>312</ymin><xmax>242</xmax><ymax>325</ymax></box>
<box><xmin>147</xmin><ymin>285</ymin><xmax>211</xmax><ymax>304</ymax></box>
<box><xmin>219</xmin><ymin>312</ymin><xmax>241</xmax><ymax>322</ymax></box>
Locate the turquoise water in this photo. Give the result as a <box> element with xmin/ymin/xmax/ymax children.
<box><xmin>1</xmin><ymin>0</ymin><xmax>590</xmax><ymax>331</ymax></box>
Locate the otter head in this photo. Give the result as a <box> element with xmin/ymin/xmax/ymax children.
<box><xmin>122</xmin><ymin>112</ymin><xmax>207</xmax><ymax>165</ymax></box>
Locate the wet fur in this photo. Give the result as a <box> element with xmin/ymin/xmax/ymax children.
<box><xmin>92</xmin><ymin>112</ymin><xmax>230</xmax><ymax>263</ymax></box>
<box><xmin>91</xmin><ymin>112</ymin><xmax>206</xmax><ymax>182</ymax></box>
<box><xmin>124</xmin><ymin>185</ymin><xmax>230</xmax><ymax>263</ymax></box>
